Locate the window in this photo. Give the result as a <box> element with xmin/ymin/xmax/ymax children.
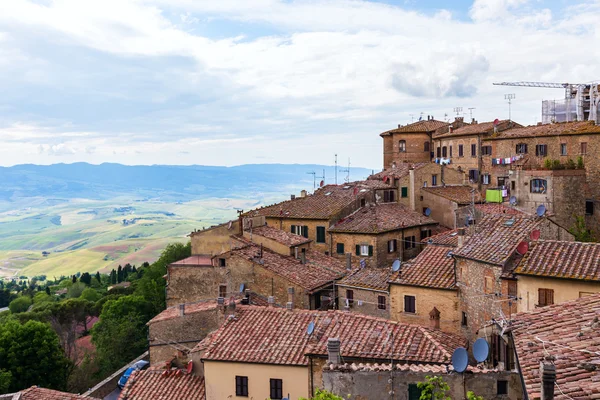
<box><xmin>424</xmin><ymin>141</ymin><xmax>430</xmax><ymax>152</ymax></box>
<box><xmin>404</xmin><ymin>236</ymin><xmax>416</xmax><ymax>249</ymax></box>
<box><xmin>346</xmin><ymin>289</ymin><xmax>354</xmax><ymax>305</ymax></box>
<box><xmin>301</xmin><ymin>226</ymin><xmax>308</xmax><ymax>238</ymax></box>
<box><xmin>219</xmin><ymin>285</ymin><xmax>227</xmax><ymax>298</ymax></box>
<box><xmin>420</xmin><ymin>229</ymin><xmax>432</xmax><ymax>240</ymax></box>
<box><xmin>360</xmin><ymin>198</ymin><xmax>366</xmax><ymax>207</ymax></box>
<box><xmin>482</xmin><ymin>174</ymin><xmax>490</xmax><ymax>185</ymax></box>
<box><xmin>508</xmin><ymin>281</ymin><xmax>517</xmax><ymax>299</ymax></box>
<box><xmin>449</xmin><ymin>145</ymin><xmax>453</xmax><ymax>158</ymax></box>
<box><xmin>356</xmin><ymin>244</ymin><xmax>372</xmax><ymax>256</ymax></box>
<box><xmin>471</xmin><ymin>143</ymin><xmax>477</xmax><ymax>157</ymax></box>
<box><xmin>516</xmin><ymin>143</ymin><xmax>528</xmax><ymax>154</ymax></box>
<box><xmin>218</xmin><ymin>258</ymin><xmax>226</xmax><ymax>267</ymax></box>
<box><xmin>497</xmin><ymin>380</ymin><xmax>508</xmax><ymax>395</ymax></box>
<box><xmin>461</xmin><ymin>312</ymin><xmax>468</xmax><ymax>326</ymax></box>
<box><xmin>336</xmin><ymin>243</ymin><xmax>345</xmax><ymax>254</ymax></box>
<box><xmin>378</xmin><ymin>295</ymin><xmax>386</xmax><ymax>310</ymax></box>
<box><xmin>401</xmin><ymin>187</ymin><xmax>408</xmax><ymax>198</ymax></box>
<box><xmin>432</xmin><ymin>174</ymin><xmax>438</xmax><ymax>186</ymax></box>
<box><xmin>469</xmin><ymin>169</ymin><xmax>479</xmax><ymax>182</ymax></box>
<box><xmin>291</xmin><ymin>225</ymin><xmax>308</xmax><ymax>238</ymax></box>
<box><xmin>383</xmin><ymin>190</ymin><xmax>396</xmax><ymax>203</ymax></box>
<box><xmin>442</xmin><ymin>146</ymin><xmax>447</xmax><ymax>158</ymax></box>
<box><xmin>586</xmin><ymin>200</ymin><xmax>594</xmax><ymax>216</ymax></box>
<box><xmin>484</xmin><ymin>276</ymin><xmax>494</xmax><ymax>294</ymax></box>
<box><xmin>481</xmin><ymin>145</ymin><xmax>492</xmax><ymax>156</ymax></box>
<box><xmin>511</xmin><ymin>181</ymin><xmax>516</xmax><ymax>191</ymax></box>
<box><xmin>538</xmin><ymin>288</ymin><xmax>554</xmax><ymax>306</ymax></box>
<box><xmin>530</xmin><ymin>179</ymin><xmax>547</xmax><ymax>194</ymax></box>
<box><xmin>535</xmin><ymin>144</ymin><xmax>547</xmax><ymax>157</ymax></box>
<box><xmin>404</xmin><ymin>295</ymin><xmax>416</xmax><ymax>313</ymax></box>
<box><xmin>581</xmin><ymin>142</ymin><xmax>588</xmax><ymax>155</ymax></box>
<box><xmin>560</xmin><ymin>143</ymin><xmax>567</xmax><ymax>156</ymax></box>
<box><xmin>316</xmin><ymin>226</ymin><xmax>326</xmax><ymax>243</ymax></box>
<box><xmin>399</xmin><ymin>140</ymin><xmax>406</xmax><ymax>152</ymax></box>
<box><xmin>269</xmin><ymin>379</ymin><xmax>283</xmax><ymax>400</ymax></box>
<box><xmin>408</xmin><ymin>384</ymin><xmax>422</xmax><ymax>400</ymax></box>
<box><xmin>235</xmin><ymin>376</ymin><xmax>248</xmax><ymax>396</ymax></box>
<box><xmin>436</xmin><ymin>147</ymin><xmax>441</xmax><ymax>158</ymax></box>
<box><xmin>458</xmin><ymin>144</ymin><xmax>464</xmax><ymax>157</ymax></box>
<box><xmin>388</xmin><ymin>239</ymin><xmax>397</xmax><ymax>253</ymax></box>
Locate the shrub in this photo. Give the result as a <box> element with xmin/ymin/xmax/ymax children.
<box><xmin>566</xmin><ymin>159</ymin><xmax>576</xmax><ymax>169</ymax></box>
<box><xmin>552</xmin><ymin>159</ymin><xmax>562</xmax><ymax>170</ymax></box>
<box><xmin>543</xmin><ymin>158</ymin><xmax>553</xmax><ymax>169</ymax></box>
<box><xmin>8</xmin><ymin>296</ymin><xmax>32</xmax><ymax>314</ymax></box>
<box><xmin>577</xmin><ymin>156</ymin><xmax>585</xmax><ymax>169</ymax></box>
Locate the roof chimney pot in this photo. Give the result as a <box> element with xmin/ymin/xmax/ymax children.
<box><xmin>327</xmin><ymin>338</ymin><xmax>341</xmax><ymax>364</ymax></box>
<box><xmin>540</xmin><ymin>360</ymin><xmax>556</xmax><ymax>400</ymax></box>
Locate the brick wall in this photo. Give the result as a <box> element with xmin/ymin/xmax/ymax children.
<box><xmin>386</xmin><ymin>132</ymin><xmax>432</xmax><ymax>166</ymax></box>
<box><xmin>336</xmin><ymin>285</ymin><xmax>390</xmax><ymax>319</ymax></box>
<box><xmin>433</xmin><ymin>135</ymin><xmax>480</xmax><ymax>173</ymax></box>
<box><xmin>420</xmin><ymin>190</ymin><xmax>460</xmax><ymax>228</ymax></box>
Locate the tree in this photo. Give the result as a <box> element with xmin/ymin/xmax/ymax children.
<box><xmin>110</xmin><ymin>269</ymin><xmax>117</xmax><ymax>285</ymax></box>
<box><xmin>32</xmin><ymin>292</ymin><xmax>53</xmax><ymax>304</ymax></box>
<box><xmin>117</xmin><ymin>265</ymin><xmax>123</xmax><ymax>283</ymax></box>
<box><xmin>80</xmin><ymin>272</ymin><xmax>92</xmax><ymax>286</ymax></box>
<box><xmin>81</xmin><ymin>288</ymin><xmax>101</xmax><ymax>302</ymax></box>
<box><xmin>0</xmin><ymin>319</ymin><xmax>71</xmax><ymax>392</ymax></box>
<box><xmin>0</xmin><ymin>369</ymin><xmax>11</xmax><ymax>394</ymax></box>
<box><xmin>299</xmin><ymin>389</ymin><xmax>347</xmax><ymax>400</ymax></box>
<box><xmin>570</xmin><ymin>215</ymin><xmax>595</xmax><ymax>242</ymax></box>
<box><xmin>45</xmin><ymin>286</ymin><xmax>51</xmax><ymax>295</ymax></box>
<box><xmin>67</xmin><ymin>282</ymin><xmax>87</xmax><ymax>298</ymax></box>
<box><xmin>72</xmin><ymin>275</ymin><xmax>77</xmax><ymax>284</ymax></box>
<box><xmin>467</xmin><ymin>392</ymin><xmax>485</xmax><ymax>400</ymax></box>
<box><xmin>8</xmin><ymin>296</ymin><xmax>32</xmax><ymax>314</ymax></box>
<box><xmin>95</xmin><ymin>271</ymin><xmax>101</xmax><ymax>283</ymax></box>
<box><xmin>417</xmin><ymin>376</ymin><xmax>451</xmax><ymax>400</ymax></box>
<box><xmin>0</xmin><ymin>289</ymin><xmax>15</xmax><ymax>308</ymax></box>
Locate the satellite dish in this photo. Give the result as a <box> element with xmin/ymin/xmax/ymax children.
<box><xmin>392</xmin><ymin>259</ymin><xmax>401</xmax><ymax>272</ymax></box>
<box><xmin>228</xmin><ymin>221</ymin><xmax>233</xmax><ymax>230</ymax></box>
<box><xmin>493</xmin><ymin>118</ymin><xmax>500</xmax><ymax>126</ymax></box>
<box><xmin>427</xmin><ymin>238</ymin><xmax>433</xmax><ymax>244</ymax></box>
<box><xmin>186</xmin><ymin>360</ymin><xmax>193</xmax><ymax>374</ymax></box>
<box><xmin>359</xmin><ymin>259</ymin><xmax>366</xmax><ymax>268</ymax></box>
<box><xmin>452</xmin><ymin>347</ymin><xmax>469</xmax><ymax>373</ymax></box>
<box><xmin>307</xmin><ymin>321</ymin><xmax>315</xmax><ymax>335</ymax></box>
<box><xmin>530</xmin><ymin>229</ymin><xmax>541</xmax><ymax>240</ymax></box>
<box><xmin>516</xmin><ymin>241</ymin><xmax>529</xmax><ymax>255</ymax></box>
<box><xmin>424</xmin><ymin>208</ymin><xmax>431</xmax><ymax>216</ymax></box>
<box><xmin>465</xmin><ymin>216</ymin><xmax>471</xmax><ymax>227</ymax></box>
<box><xmin>536</xmin><ymin>204</ymin><xmax>546</xmax><ymax>217</ymax></box>
<box><xmin>319</xmin><ymin>180</ymin><xmax>325</xmax><ymax>187</ymax></box>
<box><xmin>239</xmin><ymin>283</ymin><xmax>245</xmax><ymax>293</ymax></box>
<box><xmin>509</xmin><ymin>196</ymin><xmax>517</xmax><ymax>206</ymax></box>
<box><xmin>473</xmin><ymin>338</ymin><xmax>489</xmax><ymax>363</ymax></box>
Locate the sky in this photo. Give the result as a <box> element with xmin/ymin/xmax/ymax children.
<box><xmin>0</xmin><ymin>0</ymin><xmax>599</xmax><ymax>169</ymax></box>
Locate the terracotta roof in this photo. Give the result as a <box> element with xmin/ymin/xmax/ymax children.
<box><xmin>391</xmin><ymin>245</ymin><xmax>456</xmax><ymax>290</ymax></box>
<box><xmin>245</xmin><ymin>182</ymin><xmax>371</xmax><ymax>220</ymax></box>
<box><xmin>329</xmin><ymin>203</ymin><xmax>437</xmax><ymax>234</ymax></box>
<box><xmin>337</xmin><ymin>267</ymin><xmax>392</xmax><ymax>291</ymax></box>
<box><xmin>474</xmin><ymin>203</ymin><xmax>526</xmax><ymax>216</ymax></box>
<box><xmin>229</xmin><ymin>241</ymin><xmax>347</xmax><ymax>292</ymax></box>
<box><xmin>422</xmin><ymin>185</ymin><xmax>482</xmax><ymax>205</ymax></box>
<box><xmin>199</xmin><ymin>306</ymin><xmax>465</xmax><ymax>366</ymax></box>
<box><xmin>169</xmin><ymin>255</ymin><xmax>213</xmax><ymax>267</ymax></box>
<box><xmin>485</xmin><ymin>120</ymin><xmax>600</xmax><ymax>140</ymax></box>
<box><xmin>380</xmin><ymin>120</ymin><xmax>449</xmax><ymax>136</ymax></box>
<box><xmin>453</xmin><ymin>215</ymin><xmax>541</xmax><ymax>266</ymax></box>
<box><xmin>248</xmin><ymin>225</ymin><xmax>311</xmax><ymax>247</ymax></box>
<box><xmin>421</xmin><ymin>228</ymin><xmax>459</xmax><ymax>247</ymax></box>
<box><xmin>514</xmin><ymin>240</ymin><xmax>600</xmax><ymax>281</ymax></box>
<box><xmin>510</xmin><ymin>293</ymin><xmax>600</xmax><ymax>399</ymax></box>
<box><xmin>119</xmin><ymin>369</ymin><xmax>205</xmax><ymax>400</ymax></box>
<box><xmin>16</xmin><ymin>387</ymin><xmax>98</xmax><ymax>399</ymax></box>
<box><xmin>148</xmin><ymin>300</ymin><xmax>221</xmax><ymax>324</ymax></box>
<box><xmin>368</xmin><ymin>163</ymin><xmax>429</xmax><ymax>180</ymax></box>
<box><xmin>433</xmin><ymin>120</ymin><xmax>517</xmax><ymax>139</ymax></box>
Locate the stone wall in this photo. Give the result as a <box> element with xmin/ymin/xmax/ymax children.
<box><xmin>266</xmin><ymin>217</ymin><xmax>332</xmax><ymax>254</ymax></box>
<box><xmin>190</xmin><ymin>220</ymin><xmax>241</xmax><ymax>255</ymax></box>
<box><xmin>83</xmin><ymin>352</ymin><xmax>149</xmax><ymax>399</ymax></box>
<box><xmin>386</xmin><ymin>132</ymin><xmax>432</xmax><ymax>167</ymax></box>
<box><xmin>242</xmin><ymin>229</ymin><xmax>310</xmax><ymax>257</ymax></box>
<box><xmin>420</xmin><ymin>190</ymin><xmax>460</xmax><ymax>228</ymax></box>
<box><xmin>336</xmin><ymin>285</ymin><xmax>389</xmax><ymax>319</ymax></box>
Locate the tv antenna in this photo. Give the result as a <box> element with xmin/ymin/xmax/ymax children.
<box><xmin>409</xmin><ymin>114</ymin><xmax>414</xmax><ymax>123</ymax></box>
<box><xmin>306</xmin><ymin>171</ymin><xmax>316</xmax><ymax>190</ymax></box>
<box><xmin>334</xmin><ymin>154</ymin><xmax>338</xmax><ymax>185</ymax></box>
<box><xmin>468</xmin><ymin>107</ymin><xmax>476</xmax><ymax>120</ymax></box>
<box><xmin>504</xmin><ymin>94</ymin><xmax>516</xmax><ymax>121</ymax></box>
<box><xmin>339</xmin><ymin>158</ymin><xmax>350</xmax><ymax>183</ymax></box>
<box><xmin>453</xmin><ymin>107</ymin><xmax>463</xmax><ymax>117</ymax></box>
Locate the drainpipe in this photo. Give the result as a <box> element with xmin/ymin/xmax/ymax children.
<box><xmin>409</xmin><ymin>168</ymin><xmax>416</xmax><ymax>211</ymax></box>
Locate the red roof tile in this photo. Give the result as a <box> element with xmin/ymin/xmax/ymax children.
<box><xmin>485</xmin><ymin>120</ymin><xmax>600</xmax><ymax>140</ymax></box>
<box><xmin>422</xmin><ymin>185</ymin><xmax>482</xmax><ymax>205</ymax></box>
<box><xmin>245</xmin><ymin>182</ymin><xmax>372</xmax><ymax>220</ymax></box>
<box><xmin>337</xmin><ymin>267</ymin><xmax>392</xmax><ymax>291</ymax></box>
<box><xmin>421</xmin><ymin>229</ymin><xmax>459</xmax><ymax>247</ymax></box>
<box><xmin>391</xmin><ymin>245</ymin><xmax>456</xmax><ymax>290</ymax></box>
<box><xmin>474</xmin><ymin>203</ymin><xmax>526</xmax><ymax>216</ymax></box>
<box><xmin>380</xmin><ymin>120</ymin><xmax>449</xmax><ymax>136</ymax></box>
<box><xmin>248</xmin><ymin>225</ymin><xmax>311</xmax><ymax>247</ymax></box>
<box><xmin>433</xmin><ymin>120</ymin><xmax>518</xmax><ymax>139</ymax></box>
<box><xmin>453</xmin><ymin>215</ymin><xmax>541</xmax><ymax>266</ymax></box>
<box><xmin>16</xmin><ymin>387</ymin><xmax>98</xmax><ymax>399</ymax></box>
<box><xmin>514</xmin><ymin>240</ymin><xmax>600</xmax><ymax>281</ymax></box>
<box><xmin>368</xmin><ymin>163</ymin><xmax>429</xmax><ymax>180</ymax></box>
<box><xmin>329</xmin><ymin>203</ymin><xmax>437</xmax><ymax>234</ymax></box>
<box><xmin>510</xmin><ymin>293</ymin><xmax>600</xmax><ymax>399</ymax></box>
<box><xmin>199</xmin><ymin>306</ymin><xmax>465</xmax><ymax>366</ymax></box>
<box><xmin>169</xmin><ymin>255</ymin><xmax>213</xmax><ymax>267</ymax></box>
<box><xmin>148</xmin><ymin>300</ymin><xmax>222</xmax><ymax>324</ymax></box>
<box><xmin>229</xmin><ymin>241</ymin><xmax>347</xmax><ymax>292</ymax></box>
<box><xmin>119</xmin><ymin>369</ymin><xmax>205</xmax><ymax>400</ymax></box>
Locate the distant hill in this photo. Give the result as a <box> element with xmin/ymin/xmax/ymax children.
<box><xmin>0</xmin><ymin>163</ymin><xmax>375</xmax><ymax>203</ymax></box>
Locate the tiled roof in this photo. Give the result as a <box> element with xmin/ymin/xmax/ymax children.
<box><xmin>421</xmin><ymin>228</ymin><xmax>459</xmax><ymax>247</ymax></box>
<box><xmin>510</xmin><ymin>293</ymin><xmax>600</xmax><ymax>399</ymax></box>
<box><xmin>148</xmin><ymin>300</ymin><xmax>221</xmax><ymax>324</ymax></box>
<box><xmin>474</xmin><ymin>203</ymin><xmax>526</xmax><ymax>216</ymax></box>
<box><xmin>169</xmin><ymin>255</ymin><xmax>213</xmax><ymax>267</ymax></box>
<box><xmin>199</xmin><ymin>306</ymin><xmax>465</xmax><ymax>366</ymax></box>
<box><xmin>119</xmin><ymin>369</ymin><xmax>205</xmax><ymax>400</ymax></box>
<box><xmin>485</xmin><ymin>121</ymin><xmax>600</xmax><ymax>140</ymax></box>
<box><xmin>433</xmin><ymin>120</ymin><xmax>516</xmax><ymax>139</ymax></box>
<box><xmin>380</xmin><ymin>120</ymin><xmax>449</xmax><ymax>136</ymax></box>
<box><xmin>368</xmin><ymin>163</ymin><xmax>429</xmax><ymax>180</ymax></box>
<box><xmin>16</xmin><ymin>387</ymin><xmax>98</xmax><ymax>399</ymax></box>
<box><xmin>337</xmin><ymin>267</ymin><xmax>392</xmax><ymax>291</ymax></box>
<box><xmin>514</xmin><ymin>240</ymin><xmax>600</xmax><ymax>281</ymax></box>
<box><xmin>422</xmin><ymin>185</ymin><xmax>482</xmax><ymax>205</ymax></box>
<box><xmin>453</xmin><ymin>215</ymin><xmax>541</xmax><ymax>266</ymax></box>
<box><xmin>248</xmin><ymin>225</ymin><xmax>311</xmax><ymax>247</ymax></box>
<box><xmin>244</xmin><ymin>182</ymin><xmax>371</xmax><ymax>220</ymax></box>
<box><xmin>329</xmin><ymin>203</ymin><xmax>437</xmax><ymax>234</ymax></box>
<box><xmin>391</xmin><ymin>245</ymin><xmax>456</xmax><ymax>290</ymax></box>
<box><xmin>229</xmin><ymin>241</ymin><xmax>347</xmax><ymax>292</ymax></box>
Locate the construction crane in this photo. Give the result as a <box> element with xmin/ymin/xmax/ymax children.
<box><xmin>493</xmin><ymin>81</ymin><xmax>599</xmax><ymax>123</ymax></box>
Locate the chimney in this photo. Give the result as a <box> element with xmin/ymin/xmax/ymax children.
<box><xmin>179</xmin><ymin>303</ymin><xmax>185</xmax><ymax>317</ymax></box>
<box><xmin>291</xmin><ymin>194</ymin><xmax>296</xmax><ymax>200</ymax></box>
<box><xmin>327</xmin><ymin>338</ymin><xmax>341</xmax><ymax>364</ymax></box>
<box><xmin>217</xmin><ymin>297</ymin><xmax>225</xmax><ymax>306</ymax></box>
<box><xmin>295</xmin><ymin>247</ymin><xmax>299</xmax><ymax>259</ymax></box>
<box><xmin>345</xmin><ymin>253</ymin><xmax>352</xmax><ymax>270</ymax></box>
<box><xmin>449</xmin><ymin>126</ymin><xmax>453</xmax><ymax>133</ymax></box>
<box><xmin>472</xmin><ymin>118</ymin><xmax>476</xmax><ymax>124</ymax></box>
<box><xmin>429</xmin><ymin>307</ymin><xmax>441</xmax><ymax>330</ymax></box>
<box><xmin>540</xmin><ymin>360</ymin><xmax>556</xmax><ymax>400</ymax></box>
<box><xmin>300</xmin><ymin>190</ymin><xmax>307</xmax><ymax>198</ymax></box>
<box><xmin>286</xmin><ymin>301</ymin><xmax>293</xmax><ymax>310</ymax></box>
<box><xmin>227</xmin><ymin>297</ymin><xmax>236</xmax><ymax>315</ymax></box>
<box><xmin>457</xmin><ymin>227</ymin><xmax>466</xmax><ymax>248</ymax></box>
<box><xmin>287</xmin><ymin>287</ymin><xmax>295</xmax><ymax>308</ymax></box>
<box><xmin>268</xmin><ymin>296</ymin><xmax>275</xmax><ymax>307</ymax></box>
<box><xmin>300</xmin><ymin>252</ymin><xmax>307</xmax><ymax>265</ymax></box>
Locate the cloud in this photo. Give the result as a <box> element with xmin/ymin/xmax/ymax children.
<box><xmin>38</xmin><ymin>144</ymin><xmax>77</xmax><ymax>156</ymax></box>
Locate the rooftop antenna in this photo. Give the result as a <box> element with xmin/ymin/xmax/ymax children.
<box><xmin>306</xmin><ymin>171</ymin><xmax>316</xmax><ymax>190</ymax></box>
<box><xmin>453</xmin><ymin>107</ymin><xmax>463</xmax><ymax>117</ymax></box>
<box><xmin>409</xmin><ymin>114</ymin><xmax>414</xmax><ymax>123</ymax></box>
<box><xmin>504</xmin><ymin>94</ymin><xmax>516</xmax><ymax>121</ymax></box>
<box><xmin>334</xmin><ymin>154</ymin><xmax>338</xmax><ymax>185</ymax></box>
<box><xmin>419</xmin><ymin>112</ymin><xmax>424</xmax><ymax>121</ymax></box>
<box><xmin>468</xmin><ymin>107</ymin><xmax>476</xmax><ymax>120</ymax></box>
<box><xmin>339</xmin><ymin>158</ymin><xmax>350</xmax><ymax>183</ymax></box>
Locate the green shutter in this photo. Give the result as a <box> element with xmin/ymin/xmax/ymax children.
<box><xmin>368</xmin><ymin>245</ymin><xmax>373</xmax><ymax>256</ymax></box>
<box><xmin>408</xmin><ymin>384</ymin><xmax>421</xmax><ymax>400</ymax></box>
<box><xmin>291</xmin><ymin>225</ymin><xmax>296</xmax><ymax>234</ymax></box>
<box><xmin>337</xmin><ymin>243</ymin><xmax>344</xmax><ymax>254</ymax></box>
<box><xmin>355</xmin><ymin>245</ymin><xmax>360</xmax><ymax>256</ymax></box>
<box><xmin>401</xmin><ymin>187</ymin><xmax>408</xmax><ymax>198</ymax></box>
<box><xmin>303</xmin><ymin>226</ymin><xmax>309</xmax><ymax>238</ymax></box>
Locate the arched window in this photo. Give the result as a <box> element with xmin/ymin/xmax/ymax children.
<box><xmin>424</xmin><ymin>141</ymin><xmax>430</xmax><ymax>152</ymax></box>
<box><xmin>399</xmin><ymin>140</ymin><xmax>406</xmax><ymax>152</ymax></box>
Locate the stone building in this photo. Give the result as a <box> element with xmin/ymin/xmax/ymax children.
<box><xmin>328</xmin><ymin>202</ymin><xmax>438</xmax><ymax>267</ymax></box>
<box><xmin>335</xmin><ymin>267</ymin><xmax>392</xmax><ymax>318</ymax></box>
<box><xmin>421</xmin><ymin>185</ymin><xmax>483</xmax><ymax>228</ymax></box>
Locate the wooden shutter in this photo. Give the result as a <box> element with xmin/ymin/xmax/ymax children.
<box><xmin>408</xmin><ymin>384</ymin><xmax>421</xmax><ymax>400</ymax></box>
<box><xmin>392</xmin><ymin>239</ymin><xmax>397</xmax><ymax>252</ymax></box>
<box><xmin>401</xmin><ymin>187</ymin><xmax>408</xmax><ymax>197</ymax></box>
<box><xmin>302</xmin><ymin>226</ymin><xmax>309</xmax><ymax>238</ymax></box>
<box><xmin>547</xmin><ymin>289</ymin><xmax>554</xmax><ymax>305</ymax></box>
<box><xmin>389</xmin><ymin>190</ymin><xmax>395</xmax><ymax>202</ymax></box>
<box><xmin>291</xmin><ymin>225</ymin><xmax>296</xmax><ymax>234</ymax></box>
<box><xmin>355</xmin><ymin>245</ymin><xmax>360</xmax><ymax>256</ymax></box>
<box><xmin>383</xmin><ymin>190</ymin><xmax>390</xmax><ymax>202</ymax></box>
<box><xmin>368</xmin><ymin>245</ymin><xmax>373</xmax><ymax>256</ymax></box>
